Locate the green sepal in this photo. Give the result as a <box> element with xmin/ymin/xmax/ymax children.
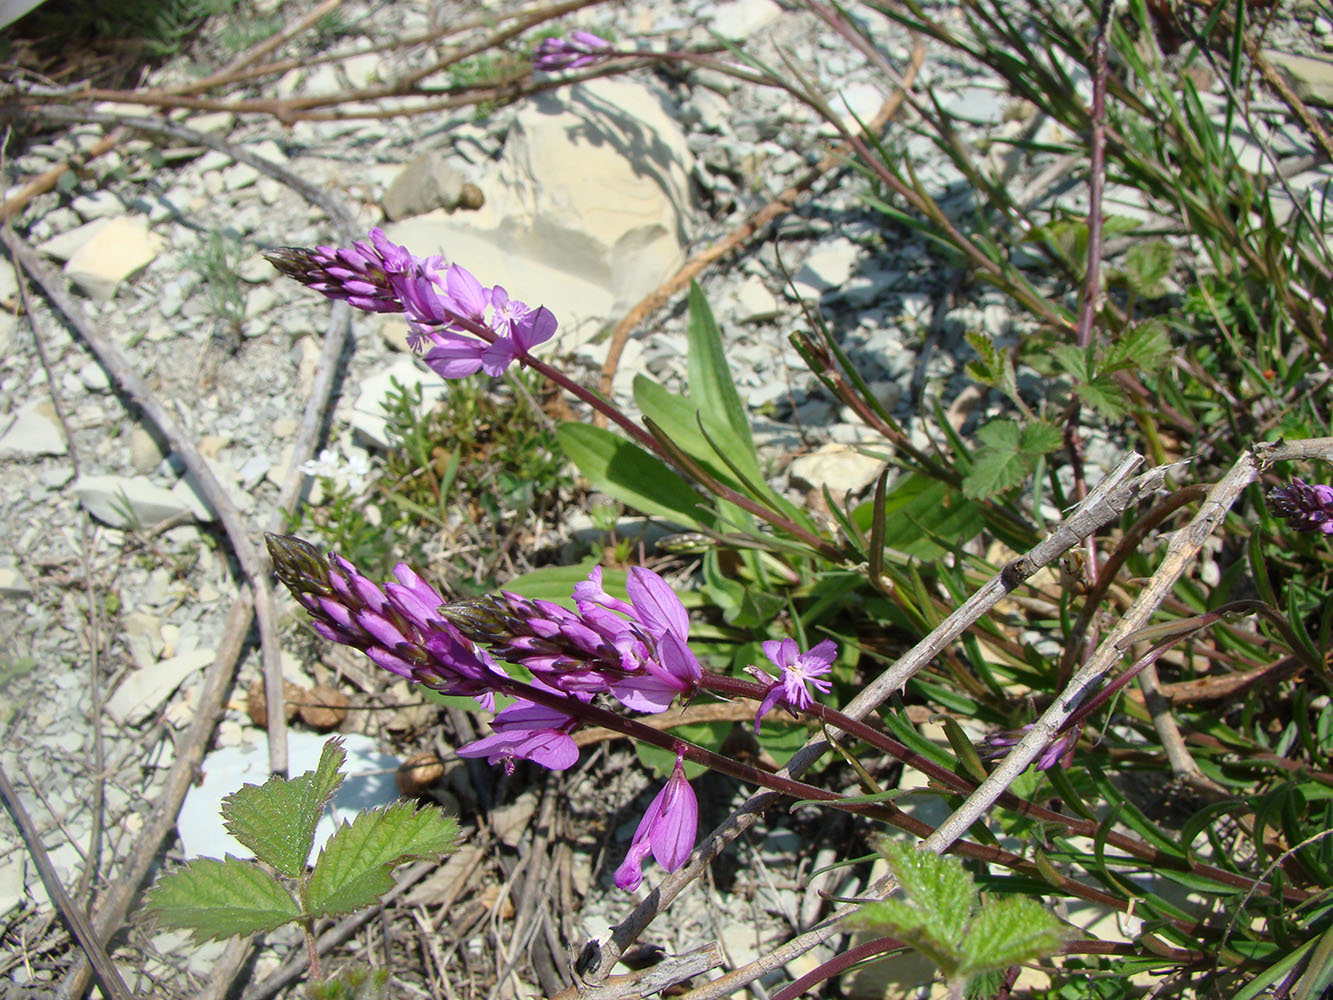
<box><xmin>145</xmin><ymin>856</ymin><xmax>300</xmax><ymax>943</ymax></box>
<box><xmin>221</xmin><ymin>737</ymin><xmax>347</xmax><ymax>877</ymax></box>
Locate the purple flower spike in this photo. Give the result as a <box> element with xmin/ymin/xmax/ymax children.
<box><xmin>442</xmin><ymin>564</ymin><xmax>700</xmax><ymax>714</ymax></box>
<box><xmin>1268</xmin><ymin>479</ymin><xmax>1333</xmax><ymax>534</ymax></box>
<box><xmin>751</xmin><ymin>638</ymin><xmax>836</xmax><ymax>733</ymax></box>
<box><xmin>533</xmin><ymin>31</ymin><xmax>613</xmax><ymax>72</ymax></box>
<box><xmin>269</xmin><ymin>230</ymin><xmax>559</xmax><ymax>378</ymax></box>
<box><xmin>266</xmin><ymin>533</ymin><xmax>507</xmax><ymax>703</ymax></box>
<box><xmin>615</xmin><ymin>752</ymin><xmax>698</xmax><ymax>891</ymax></box>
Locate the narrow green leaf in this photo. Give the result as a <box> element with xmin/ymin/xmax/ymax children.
<box><xmin>958</xmin><ymin>896</ymin><xmax>1065</xmax><ymax>976</ymax></box>
<box><xmin>221</xmin><ymin>737</ymin><xmax>347</xmax><ymax>876</ymax></box>
<box><xmin>634</xmin><ymin>376</ymin><xmax>762</xmax><ymax>488</ymax></box>
<box><xmin>145</xmin><ymin>856</ymin><xmax>300</xmax><ymax>943</ymax></box>
<box><xmin>854</xmin><ymin>473</ymin><xmax>986</xmax><ymax>560</ymax></box>
<box><xmin>938</xmin><ymin>716</ymin><xmax>989</xmax><ymax>782</ymax></box>
<box><xmin>686</xmin><ymin>281</ymin><xmax>757</xmax><ymax>463</ymax></box>
<box><xmin>307</xmin><ymin>803</ymin><xmax>460</xmax><ymax>919</ymax></box>
<box><xmin>556</xmin><ymin>422</ymin><xmax>710</xmax><ymax>529</ymax></box>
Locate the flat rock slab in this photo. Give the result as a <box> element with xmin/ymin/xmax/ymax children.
<box><xmin>64</xmin><ymin>215</ymin><xmax>163</xmax><ymax>301</ymax></box>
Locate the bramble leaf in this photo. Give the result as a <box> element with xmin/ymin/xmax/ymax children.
<box><xmin>962</xmin><ymin>420</ymin><xmax>1060</xmax><ymax>499</ymax></box>
<box><xmin>145</xmin><ymin>856</ymin><xmax>300</xmax><ymax>943</ymax></box>
<box><xmin>306</xmin><ymin>802</ymin><xmax>459</xmax><ymax>919</ymax></box>
<box><xmin>221</xmin><ymin>737</ymin><xmax>346</xmax><ymax>876</ymax></box>
<box><xmin>959</xmin><ymin>895</ymin><xmax>1066</xmax><ymax>976</ymax></box>
<box><xmin>1124</xmin><ymin>239</ymin><xmax>1174</xmax><ymax>298</ymax></box>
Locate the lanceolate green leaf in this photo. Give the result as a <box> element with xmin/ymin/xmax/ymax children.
<box><xmin>221</xmin><ymin>738</ymin><xmax>347</xmax><ymax>877</ymax></box>
<box><xmin>146</xmin><ymin>856</ymin><xmax>300</xmax><ymax>943</ymax></box>
<box><xmin>556</xmin><ymin>422</ymin><xmax>712</xmax><ymax>529</ymax></box>
<box><xmin>686</xmin><ymin>281</ymin><xmax>758</xmax><ymax>463</ymax></box>
<box><xmin>634</xmin><ymin>376</ymin><xmax>762</xmax><ymax>489</ymax></box>
<box><xmin>307</xmin><ymin>802</ymin><xmax>460</xmax><ymax>919</ymax></box>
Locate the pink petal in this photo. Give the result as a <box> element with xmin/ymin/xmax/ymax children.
<box><xmin>627</xmin><ymin>567</ymin><xmax>689</xmax><ymax>638</ymax></box>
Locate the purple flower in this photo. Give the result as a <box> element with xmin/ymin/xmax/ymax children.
<box><xmin>268</xmin><ymin>231</ymin><xmax>558</xmax><ymax>378</ymax></box>
<box><xmin>533</xmin><ymin>31</ymin><xmax>613</xmax><ymax>72</ymax></box>
<box><xmin>615</xmin><ymin>752</ymin><xmax>697</xmax><ymax>891</ymax></box>
<box><xmin>266</xmin><ymin>534</ymin><xmax>506</xmax><ymax>705</ymax></box>
<box><xmin>457</xmin><ymin>698</ymin><xmax>578</xmax><ymax>774</ymax></box>
<box><xmin>750</xmin><ymin>638</ymin><xmax>836</xmax><ymax>733</ymax></box>
<box><xmin>980</xmin><ymin>722</ymin><xmax>1082</xmax><ymax>771</ymax></box>
<box><xmin>1268</xmin><ymin>479</ymin><xmax>1333</xmax><ymax>534</ymax></box>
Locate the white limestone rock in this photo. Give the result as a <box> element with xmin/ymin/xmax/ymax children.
<box><xmin>105</xmin><ymin>647</ymin><xmax>215</xmax><ymax>725</ymax></box>
<box><xmin>382</xmin><ymin>150</ymin><xmax>467</xmax><ymax>220</ymax></box>
<box><xmin>384</xmin><ymin>78</ymin><xmax>696</xmax><ymax>349</ymax></box>
<box><xmin>348</xmin><ymin>355</ymin><xmax>450</xmax><ymax>449</ymax></box>
<box><xmin>64</xmin><ymin>216</ymin><xmax>163</xmax><ymax>301</ymax></box>
<box><xmin>0</xmin><ymin>399</ymin><xmax>67</xmax><ymax>457</ymax></box>
<box><xmin>74</xmin><ymin>474</ymin><xmax>197</xmax><ymax>528</ymax></box>
<box><xmin>787</xmin><ymin>443</ymin><xmax>884</xmax><ymax>497</ymax></box>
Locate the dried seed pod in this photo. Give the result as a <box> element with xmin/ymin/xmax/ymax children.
<box><xmin>397</xmin><ymin>752</ymin><xmax>445</xmax><ymax>797</ymax></box>
<box><xmin>245</xmin><ymin>678</ymin><xmax>300</xmax><ymax>728</ymax></box>
<box><xmin>294</xmin><ymin>684</ymin><xmax>350</xmax><ymax>731</ymax></box>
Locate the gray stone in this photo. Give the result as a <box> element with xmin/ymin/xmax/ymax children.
<box><xmin>1264</xmin><ymin>49</ymin><xmax>1333</xmax><ymax>107</ymax></box>
<box><xmin>382</xmin><ymin>150</ymin><xmax>467</xmax><ymax>221</ymax></box>
<box><xmin>0</xmin><ymin>566</ymin><xmax>32</xmax><ymax>597</ymax></box>
<box><xmin>0</xmin><ymin>400</ymin><xmax>67</xmax><ymax>457</ymax></box>
<box><xmin>74</xmin><ymin>474</ymin><xmax>197</xmax><ymax>528</ymax></box>
<box><xmin>104</xmin><ymin>647</ymin><xmax>215</xmax><ymax>725</ymax></box>
<box><xmin>70</xmin><ymin>190</ymin><xmax>124</xmax><ymax>221</ymax></box>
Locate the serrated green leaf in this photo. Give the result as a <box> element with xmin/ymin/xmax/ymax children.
<box><xmin>1018</xmin><ymin>420</ymin><xmax>1063</xmax><ymax>456</ymax></box>
<box><xmin>959</xmin><ymin>896</ymin><xmax>1066</xmax><ymax>976</ymax></box>
<box><xmin>963</xmin><ymin>420</ymin><xmax>1040</xmax><ymax>498</ymax></box>
<box><xmin>1049</xmin><ymin>344</ymin><xmax>1090</xmax><ymax>381</ymax></box>
<box><xmin>306</xmin><ymin>803</ymin><xmax>459</xmax><ymax>919</ymax></box>
<box><xmin>145</xmin><ymin>856</ymin><xmax>300</xmax><ymax>943</ymax></box>
<box><xmin>1124</xmin><ymin>239</ymin><xmax>1174</xmax><ymax>298</ymax></box>
<box><xmin>880</xmin><ymin>840</ymin><xmax>978</xmax><ymax>950</ymax></box>
<box><xmin>1074</xmin><ymin>375</ymin><xmax>1130</xmax><ymax>419</ymax></box>
<box><xmin>686</xmin><ymin>281</ymin><xmax>758</xmax><ymax>465</ymax></box>
<box><xmin>221</xmin><ymin>738</ymin><xmax>346</xmax><ymax>876</ymax></box>
<box><xmin>1105</xmin><ymin>318</ymin><xmax>1172</xmax><ymax>376</ymax></box>
<box><xmin>556</xmin><ymin>422</ymin><xmax>711</xmax><ymax>529</ymax></box>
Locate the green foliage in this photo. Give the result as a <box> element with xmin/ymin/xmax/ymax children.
<box><xmin>146</xmin><ymin>739</ymin><xmax>458</xmax><ymax>948</ymax></box>
<box><xmin>305</xmin><ymin>964</ymin><xmax>392</xmax><ymax>1000</ymax></box>
<box><xmin>298</xmin><ymin>371</ymin><xmax>572</xmax><ymax>588</ymax></box>
<box><xmin>848</xmin><ymin>840</ymin><xmax>1064</xmax><ymax>993</ymax></box>
<box><xmin>306</xmin><ymin>801</ymin><xmax>461</xmax><ymax>917</ymax></box>
<box><xmin>185</xmin><ymin>231</ymin><xmax>247</xmax><ymax>334</ymax></box>
<box><xmin>144</xmin><ymin>856</ymin><xmax>301</xmax><ymax>943</ymax></box>
<box><xmin>962</xmin><ymin>419</ymin><xmax>1062</xmax><ymax>499</ymax></box>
